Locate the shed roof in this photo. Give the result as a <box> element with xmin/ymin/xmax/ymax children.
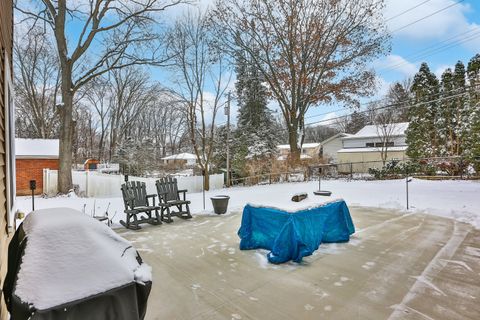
<box><xmin>277</xmin><ymin>143</ymin><xmax>320</xmax><ymax>150</ymax></box>
<box><xmin>343</xmin><ymin>122</ymin><xmax>409</xmax><ymax>140</ymax></box>
<box><xmin>15</xmin><ymin>138</ymin><xmax>59</xmax><ymax>159</ymax></box>
<box><xmin>161</xmin><ymin>152</ymin><xmax>197</xmax><ymax>160</ymax></box>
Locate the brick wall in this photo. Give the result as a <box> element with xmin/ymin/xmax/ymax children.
<box><xmin>16</xmin><ymin>159</ymin><xmax>59</xmax><ymax>195</ymax></box>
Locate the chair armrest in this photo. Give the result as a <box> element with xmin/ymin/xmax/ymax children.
<box><xmin>146</xmin><ymin>194</ymin><xmax>157</xmax><ymax>206</ymax></box>
<box><xmin>177</xmin><ymin>189</ymin><xmax>188</xmax><ymax>201</ymax></box>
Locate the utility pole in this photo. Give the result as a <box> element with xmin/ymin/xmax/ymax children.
<box><xmin>225</xmin><ymin>92</ymin><xmax>231</xmax><ymax>187</ymax></box>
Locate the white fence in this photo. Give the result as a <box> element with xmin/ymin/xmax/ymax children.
<box><xmin>43</xmin><ymin>170</ymin><xmax>224</xmax><ymax>198</ymax></box>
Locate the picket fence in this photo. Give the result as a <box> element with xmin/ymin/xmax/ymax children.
<box><xmin>43</xmin><ymin>170</ymin><xmax>224</xmax><ymax>197</ymax></box>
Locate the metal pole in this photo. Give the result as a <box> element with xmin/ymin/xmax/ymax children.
<box><xmin>203</xmin><ymin>169</ymin><xmax>206</xmax><ymax>210</ymax></box>
<box><xmin>32</xmin><ymin>189</ymin><xmax>35</xmax><ymax>211</ymax></box>
<box><xmin>226</xmin><ymin>92</ymin><xmax>231</xmax><ymax>187</ymax></box>
<box><xmin>405</xmin><ymin>166</ymin><xmax>409</xmax><ymax>210</ymax></box>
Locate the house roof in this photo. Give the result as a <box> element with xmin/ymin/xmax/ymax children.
<box><xmin>15</xmin><ymin>138</ymin><xmax>59</xmax><ymax>159</ymax></box>
<box><xmin>320</xmin><ymin>133</ymin><xmax>353</xmax><ymax>145</ymax></box>
<box><xmin>161</xmin><ymin>152</ymin><xmax>197</xmax><ymax>161</ymax></box>
<box><xmin>343</xmin><ymin>122</ymin><xmax>409</xmax><ymax>140</ymax></box>
<box><xmin>337</xmin><ymin>146</ymin><xmax>408</xmax><ymax>153</ymax></box>
<box><xmin>277</xmin><ymin>143</ymin><xmax>320</xmax><ymax>150</ymax></box>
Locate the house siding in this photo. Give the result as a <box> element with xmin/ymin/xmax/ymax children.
<box><xmin>0</xmin><ymin>0</ymin><xmax>13</xmax><ymax>319</ymax></box>
<box><xmin>337</xmin><ymin>150</ymin><xmax>408</xmax><ymax>173</ymax></box>
<box><xmin>343</xmin><ymin>136</ymin><xmax>407</xmax><ymax>149</ymax></box>
<box><xmin>322</xmin><ymin>137</ymin><xmax>344</xmax><ymax>162</ymax></box>
<box><xmin>16</xmin><ymin>159</ymin><xmax>60</xmax><ymax>195</ymax></box>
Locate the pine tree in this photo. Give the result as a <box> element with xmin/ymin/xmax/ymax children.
<box><xmin>406</xmin><ymin>62</ymin><xmax>440</xmax><ymax>158</ymax></box>
<box><xmin>452</xmin><ymin>61</ymin><xmax>468</xmax><ymax>156</ymax></box>
<box><xmin>466</xmin><ymin>54</ymin><xmax>480</xmax><ymax>172</ymax></box>
<box><xmin>234</xmin><ymin>44</ymin><xmax>280</xmax><ymax>168</ymax></box>
<box><xmin>439</xmin><ymin>68</ymin><xmax>453</xmax><ymax>156</ymax></box>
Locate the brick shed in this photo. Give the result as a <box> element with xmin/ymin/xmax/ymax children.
<box><xmin>15</xmin><ymin>138</ymin><xmax>59</xmax><ymax>196</ymax></box>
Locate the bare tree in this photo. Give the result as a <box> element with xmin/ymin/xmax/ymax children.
<box><xmin>167</xmin><ymin>11</ymin><xmax>231</xmax><ymax>190</ymax></box>
<box><xmin>16</xmin><ymin>0</ymin><xmax>183</xmax><ymax>192</ymax></box>
<box><xmin>212</xmin><ymin>0</ymin><xmax>389</xmax><ymax>162</ymax></box>
<box><xmin>14</xmin><ymin>28</ymin><xmax>60</xmax><ymax>138</ymax></box>
<box><xmin>373</xmin><ymin>109</ymin><xmax>398</xmax><ymax>165</ymax></box>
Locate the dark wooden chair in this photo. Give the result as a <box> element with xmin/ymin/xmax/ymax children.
<box><xmin>155</xmin><ymin>177</ymin><xmax>192</xmax><ymax>223</ymax></box>
<box><xmin>120</xmin><ymin>181</ymin><xmax>162</xmax><ymax>230</ymax></box>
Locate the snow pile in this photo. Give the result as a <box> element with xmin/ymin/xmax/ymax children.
<box><xmin>15</xmin><ymin>138</ymin><xmax>59</xmax><ymax>158</ymax></box>
<box><xmin>247</xmin><ymin>196</ymin><xmax>343</xmax><ymax>212</ymax></box>
<box><xmin>15</xmin><ymin>208</ymin><xmax>151</xmax><ymax>310</ymax></box>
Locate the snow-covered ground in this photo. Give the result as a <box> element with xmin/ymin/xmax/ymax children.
<box><xmin>16</xmin><ymin>178</ymin><xmax>480</xmax><ymax>228</ymax></box>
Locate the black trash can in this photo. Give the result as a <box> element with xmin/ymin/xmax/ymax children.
<box><xmin>211</xmin><ymin>195</ymin><xmax>230</xmax><ymax>214</ymax></box>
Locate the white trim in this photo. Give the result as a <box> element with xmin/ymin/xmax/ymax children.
<box><xmin>4</xmin><ymin>52</ymin><xmax>16</xmax><ymax>229</ymax></box>
<box><xmin>338</xmin><ymin>146</ymin><xmax>408</xmax><ymax>153</ymax></box>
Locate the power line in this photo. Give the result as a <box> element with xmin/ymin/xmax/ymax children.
<box><xmin>304</xmin><ymin>85</ymin><xmax>478</xmax><ymax>128</ymax></box>
<box><xmin>385</xmin><ymin>0</ymin><xmax>432</xmax><ymax>22</ymax></box>
<box><xmin>390</xmin><ymin>0</ymin><xmax>466</xmax><ymax>34</ymax></box>
<box><xmin>379</xmin><ymin>29</ymin><xmax>480</xmax><ymax>73</ymax></box>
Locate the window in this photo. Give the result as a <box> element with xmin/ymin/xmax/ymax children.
<box><xmin>374</xmin><ymin>142</ymin><xmax>394</xmax><ymax>147</ymax></box>
<box><xmin>366</xmin><ymin>142</ymin><xmax>374</xmax><ymax>147</ymax></box>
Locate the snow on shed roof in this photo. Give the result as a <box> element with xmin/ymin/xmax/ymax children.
<box><xmin>161</xmin><ymin>152</ymin><xmax>197</xmax><ymax>160</ymax></box>
<box><xmin>277</xmin><ymin>143</ymin><xmax>320</xmax><ymax>150</ymax></box>
<box><xmin>15</xmin><ymin>138</ymin><xmax>59</xmax><ymax>159</ymax></box>
<box><xmin>343</xmin><ymin>122</ymin><xmax>409</xmax><ymax>139</ymax></box>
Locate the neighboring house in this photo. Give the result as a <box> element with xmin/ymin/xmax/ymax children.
<box><xmin>320</xmin><ymin>133</ymin><xmax>352</xmax><ymax>163</ymax></box>
<box><xmin>277</xmin><ymin>143</ymin><xmax>321</xmax><ymax>160</ymax></box>
<box><xmin>1</xmin><ymin>1</ymin><xmax>14</xmax><ymax>319</ymax></box>
<box><xmin>161</xmin><ymin>152</ymin><xmax>197</xmax><ymax>166</ymax></box>
<box><xmin>15</xmin><ymin>139</ymin><xmax>59</xmax><ymax>196</ymax></box>
<box><xmin>337</xmin><ymin>122</ymin><xmax>409</xmax><ymax>173</ymax></box>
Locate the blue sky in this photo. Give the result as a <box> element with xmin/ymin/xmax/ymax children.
<box><xmin>163</xmin><ymin>0</ymin><xmax>480</xmax><ymax>126</ymax></box>
<box><xmin>304</xmin><ymin>0</ymin><xmax>480</xmax><ymax>125</ymax></box>
<box><xmin>20</xmin><ymin>0</ymin><xmax>479</xmax><ymax>127</ymax></box>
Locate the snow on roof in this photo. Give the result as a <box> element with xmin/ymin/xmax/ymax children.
<box><xmin>343</xmin><ymin>122</ymin><xmax>409</xmax><ymax>139</ymax></box>
<box><xmin>15</xmin><ymin>138</ymin><xmax>59</xmax><ymax>159</ymax></box>
<box><xmin>15</xmin><ymin>208</ymin><xmax>151</xmax><ymax>310</ymax></box>
<box><xmin>161</xmin><ymin>152</ymin><xmax>197</xmax><ymax>160</ymax></box>
<box><xmin>277</xmin><ymin>143</ymin><xmax>320</xmax><ymax>150</ymax></box>
<box><xmin>337</xmin><ymin>146</ymin><xmax>408</xmax><ymax>153</ymax></box>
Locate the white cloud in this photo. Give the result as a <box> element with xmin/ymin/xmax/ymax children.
<box><xmin>385</xmin><ymin>0</ymin><xmax>480</xmax><ymax>50</ymax></box>
<box><xmin>320</xmin><ymin>112</ymin><xmax>339</xmax><ymax>125</ymax></box>
<box><xmin>375</xmin><ymin>54</ymin><xmax>418</xmax><ymax>77</ymax></box>
<box><xmin>434</xmin><ymin>64</ymin><xmax>453</xmax><ymax>79</ymax></box>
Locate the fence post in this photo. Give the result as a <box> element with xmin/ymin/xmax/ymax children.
<box><xmin>350</xmin><ymin>163</ymin><xmax>353</xmax><ymax>180</ymax></box>
<box><xmin>405</xmin><ymin>166</ymin><xmax>409</xmax><ymax>210</ymax></box>
<box><xmin>43</xmin><ymin>169</ymin><xmax>49</xmax><ymax>195</ymax></box>
<box><xmin>85</xmin><ymin>171</ymin><xmax>89</xmax><ymax>197</ymax></box>
<box><xmin>459</xmin><ymin>156</ymin><xmax>463</xmax><ymax>180</ymax></box>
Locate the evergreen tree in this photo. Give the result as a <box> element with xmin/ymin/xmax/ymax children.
<box><xmin>466</xmin><ymin>54</ymin><xmax>480</xmax><ymax>171</ymax></box>
<box><xmin>406</xmin><ymin>62</ymin><xmax>440</xmax><ymax>159</ymax></box>
<box><xmin>452</xmin><ymin>61</ymin><xmax>468</xmax><ymax>156</ymax></box>
<box><xmin>439</xmin><ymin>68</ymin><xmax>454</xmax><ymax>156</ymax></box>
<box><xmin>234</xmin><ymin>44</ymin><xmax>280</xmax><ymax>168</ymax></box>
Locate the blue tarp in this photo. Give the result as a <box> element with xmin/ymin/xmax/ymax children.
<box><xmin>238</xmin><ymin>200</ymin><xmax>355</xmax><ymax>264</ymax></box>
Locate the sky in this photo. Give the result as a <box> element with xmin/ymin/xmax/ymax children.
<box><xmin>16</xmin><ymin>0</ymin><xmax>480</xmax><ymax>128</ymax></box>
<box><xmin>159</xmin><ymin>0</ymin><xmax>480</xmax><ymax>127</ymax></box>
<box><xmin>309</xmin><ymin>0</ymin><xmax>480</xmax><ymax>126</ymax></box>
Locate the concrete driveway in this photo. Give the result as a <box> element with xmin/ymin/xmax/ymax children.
<box><xmin>117</xmin><ymin>207</ymin><xmax>480</xmax><ymax>320</ymax></box>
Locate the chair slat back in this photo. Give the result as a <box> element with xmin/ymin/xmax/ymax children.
<box><xmin>156</xmin><ymin>177</ymin><xmax>179</xmax><ymax>202</ymax></box>
<box><xmin>121</xmin><ymin>181</ymin><xmax>148</xmax><ymax>208</ymax></box>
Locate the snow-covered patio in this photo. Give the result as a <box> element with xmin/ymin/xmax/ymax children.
<box><xmin>15</xmin><ymin>179</ymin><xmax>480</xmax><ymax>319</ymax></box>
<box><xmin>116</xmin><ymin>206</ymin><xmax>480</xmax><ymax>319</ymax></box>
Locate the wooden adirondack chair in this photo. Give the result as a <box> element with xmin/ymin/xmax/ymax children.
<box><xmin>120</xmin><ymin>181</ymin><xmax>162</xmax><ymax>230</ymax></box>
<box><xmin>155</xmin><ymin>177</ymin><xmax>192</xmax><ymax>223</ymax></box>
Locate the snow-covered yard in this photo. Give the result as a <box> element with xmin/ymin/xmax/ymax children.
<box><xmin>16</xmin><ymin>178</ymin><xmax>480</xmax><ymax>229</ymax></box>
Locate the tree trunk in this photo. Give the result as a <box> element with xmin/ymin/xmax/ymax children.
<box><xmin>287</xmin><ymin>126</ymin><xmax>300</xmax><ymax>163</ymax></box>
<box><xmin>203</xmin><ymin>167</ymin><xmax>210</xmax><ymax>191</ymax></box>
<box><xmin>58</xmin><ymin>89</ymin><xmax>74</xmax><ymax>193</ymax></box>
